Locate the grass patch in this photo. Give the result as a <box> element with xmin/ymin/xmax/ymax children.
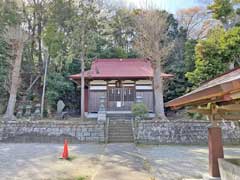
<box><xmin>59</xmin><ymin>155</ymin><xmax>78</xmax><ymax>161</ymax></box>
<box><xmin>75</xmin><ymin>176</ymin><xmax>88</xmax><ymax>180</ymax></box>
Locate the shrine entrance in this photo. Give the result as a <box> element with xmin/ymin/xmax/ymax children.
<box><xmin>107</xmin><ymin>86</ymin><xmax>135</xmax><ymax>111</ymax></box>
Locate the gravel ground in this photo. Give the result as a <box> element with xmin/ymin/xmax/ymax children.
<box><xmin>92</xmin><ymin>143</ymin><xmax>151</xmax><ymax>180</ymax></box>
<box><xmin>0</xmin><ymin>143</ymin><xmax>105</xmax><ymax>180</ymax></box>
<box><xmin>0</xmin><ymin>143</ymin><xmax>239</xmax><ymax>180</ymax></box>
<box><xmin>137</xmin><ymin>145</ymin><xmax>240</xmax><ymax>180</ymax></box>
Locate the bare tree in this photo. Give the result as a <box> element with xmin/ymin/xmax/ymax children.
<box><xmin>176</xmin><ymin>6</ymin><xmax>220</xmax><ymax>39</ymax></box>
<box><xmin>4</xmin><ymin>25</ymin><xmax>28</xmax><ymax>121</ymax></box>
<box><xmin>134</xmin><ymin>10</ymin><xmax>174</xmax><ymax>120</ymax></box>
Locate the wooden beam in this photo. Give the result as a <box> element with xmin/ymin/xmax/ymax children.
<box><xmin>188</xmin><ymin>108</ymin><xmax>211</xmax><ymax>115</ymax></box>
<box><xmin>169</xmin><ymin>95</ymin><xmax>233</xmax><ymax>109</ymax></box>
<box><xmin>215</xmin><ymin>114</ymin><xmax>240</xmax><ymax>121</ymax></box>
<box><xmin>217</xmin><ymin>104</ymin><xmax>240</xmax><ymax>112</ymax></box>
<box><xmin>188</xmin><ymin>103</ymin><xmax>240</xmax><ymax>121</ymax></box>
<box><xmin>230</xmin><ymin>91</ymin><xmax>240</xmax><ymax>100</ymax></box>
<box><xmin>69</xmin><ymin>78</ymin><xmax>81</xmax><ymax>86</ymax></box>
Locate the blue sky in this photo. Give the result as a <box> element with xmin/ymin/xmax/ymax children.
<box><xmin>125</xmin><ymin>0</ymin><xmax>206</xmax><ymax>13</ymax></box>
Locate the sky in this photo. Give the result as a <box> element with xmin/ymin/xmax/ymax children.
<box><xmin>124</xmin><ymin>0</ymin><xmax>206</xmax><ymax>13</ymax></box>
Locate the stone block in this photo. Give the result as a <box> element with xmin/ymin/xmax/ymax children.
<box><xmin>83</xmin><ymin>132</ymin><xmax>90</xmax><ymax>137</ymax></box>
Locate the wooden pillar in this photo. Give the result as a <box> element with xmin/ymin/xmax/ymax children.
<box><xmin>208</xmin><ymin>126</ymin><xmax>224</xmax><ymax>177</ymax></box>
<box><xmin>84</xmin><ymin>88</ymin><xmax>88</xmax><ymax>113</ymax></box>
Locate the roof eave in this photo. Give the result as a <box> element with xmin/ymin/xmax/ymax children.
<box><xmin>165</xmin><ymin>78</ymin><xmax>240</xmax><ymax>108</ymax></box>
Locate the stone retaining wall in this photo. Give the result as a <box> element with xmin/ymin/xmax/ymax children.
<box><xmin>0</xmin><ymin>120</ymin><xmax>105</xmax><ymax>143</ymax></box>
<box><xmin>1</xmin><ymin>119</ymin><xmax>240</xmax><ymax>144</ymax></box>
<box><xmin>135</xmin><ymin>120</ymin><xmax>240</xmax><ymax>144</ymax></box>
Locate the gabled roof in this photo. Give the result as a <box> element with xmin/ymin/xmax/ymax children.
<box><xmin>165</xmin><ymin>67</ymin><xmax>240</xmax><ymax>108</ymax></box>
<box><xmin>69</xmin><ymin>58</ymin><xmax>173</xmax><ymax>80</ymax></box>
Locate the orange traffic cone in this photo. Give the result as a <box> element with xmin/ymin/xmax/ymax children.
<box><xmin>61</xmin><ymin>139</ymin><xmax>69</xmax><ymax>159</ymax></box>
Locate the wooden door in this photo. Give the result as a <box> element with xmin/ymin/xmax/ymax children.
<box><xmin>107</xmin><ymin>87</ymin><xmax>135</xmax><ymax>111</ymax></box>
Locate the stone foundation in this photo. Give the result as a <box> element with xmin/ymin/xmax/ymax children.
<box><xmin>0</xmin><ymin>120</ymin><xmax>105</xmax><ymax>143</ymax></box>
<box><xmin>135</xmin><ymin>120</ymin><xmax>240</xmax><ymax>144</ymax></box>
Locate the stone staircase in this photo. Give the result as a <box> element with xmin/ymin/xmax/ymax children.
<box><xmin>108</xmin><ymin>119</ymin><xmax>134</xmax><ymax>143</ymax></box>
<box><xmin>107</xmin><ymin>113</ymin><xmax>133</xmax><ymax>120</ymax></box>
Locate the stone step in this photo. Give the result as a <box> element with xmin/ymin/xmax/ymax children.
<box><xmin>108</xmin><ymin>119</ymin><xmax>134</xmax><ymax>143</ymax></box>
<box><xmin>109</xmin><ymin>137</ymin><xmax>133</xmax><ymax>141</ymax></box>
<box><xmin>107</xmin><ymin>114</ymin><xmax>133</xmax><ymax>120</ymax></box>
<box><xmin>109</xmin><ymin>134</ymin><xmax>133</xmax><ymax>137</ymax></box>
<box><xmin>110</xmin><ymin>119</ymin><xmax>131</xmax><ymax>120</ymax></box>
<box><xmin>108</xmin><ymin>136</ymin><xmax>134</xmax><ymax>140</ymax></box>
<box><xmin>109</xmin><ymin>135</ymin><xmax>133</xmax><ymax>139</ymax></box>
<box><xmin>109</xmin><ymin>125</ymin><xmax>132</xmax><ymax>127</ymax></box>
<box><xmin>109</xmin><ymin>120</ymin><xmax>132</xmax><ymax>123</ymax></box>
<box><xmin>108</xmin><ymin>138</ymin><xmax>134</xmax><ymax>143</ymax></box>
<box><xmin>109</xmin><ymin>123</ymin><xmax>132</xmax><ymax>126</ymax></box>
<box><xmin>109</xmin><ymin>126</ymin><xmax>132</xmax><ymax>129</ymax></box>
<box><xmin>109</xmin><ymin>129</ymin><xmax>133</xmax><ymax>133</ymax></box>
<box><xmin>108</xmin><ymin>132</ymin><xmax>133</xmax><ymax>136</ymax></box>
<box><xmin>109</xmin><ymin>122</ymin><xmax>132</xmax><ymax>125</ymax></box>
<box><xmin>109</xmin><ymin>128</ymin><xmax>132</xmax><ymax>131</ymax></box>
<box><xmin>108</xmin><ymin>117</ymin><xmax>132</xmax><ymax>120</ymax></box>
<box><xmin>108</xmin><ymin>126</ymin><xmax>132</xmax><ymax>129</ymax></box>
<box><xmin>109</xmin><ymin>130</ymin><xmax>133</xmax><ymax>133</ymax></box>
<box><xmin>108</xmin><ymin>141</ymin><xmax>133</xmax><ymax>143</ymax></box>
<box><xmin>109</xmin><ymin>131</ymin><xmax>133</xmax><ymax>134</ymax></box>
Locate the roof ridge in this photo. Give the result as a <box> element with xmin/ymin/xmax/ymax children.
<box><xmin>200</xmin><ymin>66</ymin><xmax>240</xmax><ymax>86</ymax></box>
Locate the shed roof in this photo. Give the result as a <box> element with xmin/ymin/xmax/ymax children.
<box><xmin>165</xmin><ymin>67</ymin><xmax>240</xmax><ymax>108</ymax></box>
<box><xmin>69</xmin><ymin>58</ymin><xmax>173</xmax><ymax>80</ymax></box>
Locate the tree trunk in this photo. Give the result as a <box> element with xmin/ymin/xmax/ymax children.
<box><xmin>4</xmin><ymin>41</ymin><xmax>24</xmax><ymax>121</ymax></box>
<box><xmin>153</xmin><ymin>63</ymin><xmax>166</xmax><ymax>120</ymax></box>
<box><xmin>80</xmin><ymin>51</ymin><xmax>85</xmax><ymax>120</ymax></box>
<box><xmin>41</xmin><ymin>52</ymin><xmax>48</xmax><ymax>119</ymax></box>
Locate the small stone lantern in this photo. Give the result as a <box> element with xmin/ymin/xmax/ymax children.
<box><xmin>98</xmin><ymin>96</ymin><xmax>106</xmax><ymax>122</ymax></box>
<box><xmin>99</xmin><ymin>96</ymin><xmax>106</xmax><ymax>111</ymax></box>
<box><xmin>24</xmin><ymin>104</ymin><xmax>32</xmax><ymax>117</ymax></box>
<box><xmin>32</xmin><ymin>103</ymin><xmax>41</xmax><ymax>120</ymax></box>
<box><xmin>16</xmin><ymin>105</ymin><xmax>24</xmax><ymax>118</ymax></box>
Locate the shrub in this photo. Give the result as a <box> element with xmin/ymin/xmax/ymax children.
<box><xmin>131</xmin><ymin>103</ymin><xmax>148</xmax><ymax>120</ymax></box>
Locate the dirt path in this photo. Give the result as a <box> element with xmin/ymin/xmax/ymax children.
<box><xmin>0</xmin><ymin>143</ymin><xmax>240</xmax><ymax>180</ymax></box>
<box><xmin>0</xmin><ymin>143</ymin><xmax>105</xmax><ymax>180</ymax></box>
<box><xmin>92</xmin><ymin>143</ymin><xmax>152</xmax><ymax>180</ymax></box>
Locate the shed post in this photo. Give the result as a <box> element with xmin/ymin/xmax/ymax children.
<box><xmin>208</xmin><ymin>110</ymin><xmax>224</xmax><ymax>178</ymax></box>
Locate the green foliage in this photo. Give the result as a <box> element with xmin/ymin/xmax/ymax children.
<box><xmin>0</xmin><ymin>0</ymin><xmax>21</xmax><ymax>113</ymax></box>
<box><xmin>46</xmin><ymin>72</ymin><xmax>74</xmax><ymax>109</ymax></box>
<box><xmin>0</xmin><ymin>0</ymin><xmax>207</xmax><ymax>117</ymax></box>
<box><xmin>208</xmin><ymin>0</ymin><xmax>233</xmax><ymax>23</ymax></box>
<box><xmin>186</xmin><ymin>26</ymin><xmax>240</xmax><ymax>86</ymax></box>
<box><xmin>67</xmin><ymin>59</ymin><xmax>81</xmax><ymax>75</ymax></box>
<box><xmin>43</xmin><ymin>0</ymin><xmax>103</xmax><ymax>112</ymax></box>
<box><xmin>0</xmin><ymin>35</ymin><xmax>9</xmax><ymax>113</ymax></box>
<box><xmin>221</xmin><ymin>27</ymin><xmax>240</xmax><ymax>63</ymax></box>
<box><xmin>184</xmin><ymin>39</ymin><xmax>197</xmax><ymax>73</ymax></box>
<box><xmin>110</xmin><ymin>9</ymin><xmax>135</xmax><ymax>50</ymax></box>
<box><xmin>187</xmin><ymin>112</ymin><xmax>205</xmax><ymax>120</ymax></box>
<box><xmin>98</xmin><ymin>47</ymin><xmax>138</xmax><ymax>59</ymax></box>
<box><xmin>164</xmin><ymin>20</ymin><xmax>191</xmax><ymax>102</ymax></box>
<box><xmin>43</xmin><ymin>23</ymin><xmax>65</xmax><ymax>58</ymax></box>
<box><xmin>0</xmin><ymin>0</ymin><xmax>22</xmax><ymax>26</ymax></box>
<box><xmin>42</xmin><ymin>1</ymin><xmax>140</xmax><ymax>113</ymax></box>
<box><xmin>75</xmin><ymin>176</ymin><xmax>87</xmax><ymax>180</ymax></box>
<box><xmin>131</xmin><ymin>103</ymin><xmax>148</xmax><ymax>120</ymax></box>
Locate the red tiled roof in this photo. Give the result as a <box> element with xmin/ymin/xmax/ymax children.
<box><xmin>69</xmin><ymin>58</ymin><xmax>173</xmax><ymax>80</ymax></box>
